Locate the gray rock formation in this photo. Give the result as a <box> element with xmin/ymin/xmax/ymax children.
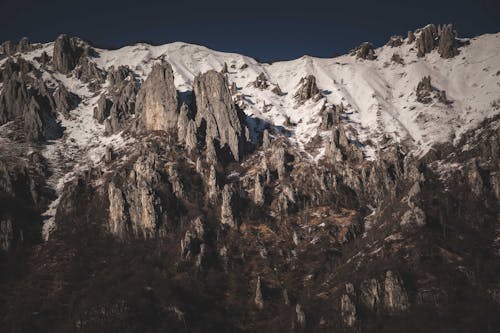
<box><xmin>416</xmin><ymin>76</ymin><xmax>432</xmax><ymax>104</ymax></box>
<box><xmin>271</xmin><ymin>84</ymin><xmax>283</xmax><ymax>96</ymax></box>
<box><xmin>253</xmin><ymin>73</ymin><xmax>269</xmax><ymax>89</ymax></box>
<box><xmin>438</xmin><ymin>24</ymin><xmax>459</xmax><ymax>58</ymax></box>
<box><xmin>221</xmin><ymin>184</ymin><xmax>236</xmax><ymax>228</ymax></box>
<box><xmin>52</xmin><ymin>34</ymin><xmax>84</xmax><ymax>74</ymax></box>
<box><xmin>341</xmin><ymin>283</ymin><xmax>357</xmax><ymax>327</ymax></box>
<box><xmin>387</xmin><ymin>35</ymin><xmax>403</xmax><ymax>47</ymax></box>
<box><xmin>180</xmin><ymin>216</ymin><xmax>206</xmax><ymax>268</ymax></box>
<box><xmin>416</xmin><ymin>24</ymin><xmax>438</xmax><ymax>57</ymax></box>
<box><xmin>262</xmin><ymin>129</ymin><xmax>271</xmax><ymax>149</ymax></box>
<box><xmin>353</xmin><ymin>42</ymin><xmax>376</xmax><ymax>60</ymax></box>
<box><xmin>383</xmin><ymin>270</ymin><xmax>409</xmax><ymax>313</ymax></box>
<box><xmin>136</xmin><ymin>61</ymin><xmax>179</xmax><ymax>132</ymax></box>
<box><xmin>295</xmin><ymin>304</ymin><xmax>306</xmax><ymax>329</ymax></box>
<box><xmin>53</xmin><ymin>83</ymin><xmax>78</xmax><ymax>118</ymax></box>
<box><xmin>360</xmin><ymin>278</ymin><xmax>381</xmax><ymax>311</ymax></box>
<box><xmin>407</xmin><ymin>31</ymin><xmax>416</xmax><ymax>44</ymax></box>
<box><xmin>253</xmin><ymin>173</ymin><xmax>264</xmax><ymax>205</ymax></box>
<box><xmin>0</xmin><ymin>218</ymin><xmax>13</xmax><ymax>252</ymax></box>
<box><xmin>254</xmin><ymin>276</ymin><xmax>264</xmax><ymax>309</ymax></box>
<box><xmin>294</xmin><ymin>75</ymin><xmax>320</xmax><ymax>103</ymax></box>
<box><xmin>93</xmin><ymin>94</ymin><xmax>112</xmax><ymax>123</ymax></box>
<box><xmin>193</xmin><ymin>70</ymin><xmax>246</xmax><ymax>162</ymax></box>
<box><xmin>73</xmin><ymin>56</ymin><xmax>106</xmax><ymax>91</ymax></box>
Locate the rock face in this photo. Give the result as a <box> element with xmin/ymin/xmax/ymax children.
<box><xmin>136</xmin><ymin>61</ymin><xmax>179</xmax><ymax>132</ymax></box>
<box><xmin>383</xmin><ymin>271</ymin><xmax>410</xmax><ymax>313</ymax></box>
<box><xmin>353</xmin><ymin>42</ymin><xmax>376</xmax><ymax>60</ymax></box>
<box><xmin>180</xmin><ymin>217</ymin><xmax>206</xmax><ymax>268</ymax></box>
<box><xmin>53</xmin><ymin>83</ymin><xmax>78</xmax><ymax>118</ymax></box>
<box><xmin>254</xmin><ymin>276</ymin><xmax>264</xmax><ymax>309</ymax></box>
<box><xmin>95</xmin><ymin>66</ymin><xmax>139</xmax><ymax>134</ymax></box>
<box><xmin>341</xmin><ymin>283</ymin><xmax>357</xmax><ymax>327</ymax></box>
<box><xmin>0</xmin><ymin>66</ymin><xmax>61</xmax><ymax>142</ymax></box>
<box><xmin>438</xmin><ymin>24</ymin><xmax>459</xmax><ymax>58</ymax></box>
<box><xmin>415</xmin><ymin>23</ymin><xmax>459</xmax><ymax>58</ymax></box>
<box><xmin>221</xmin><ymin>184</ymin><xmax>236</xmax><ymax>228</ymax></box>
<box><xmin>387</xmin><ymin>35</ymin><xmax>403</xmax><ymax>47</ymax></box>
<box><xmin>52</xmin><ymin>34</ymin><xmax>84</xmax><ymax>74</ymax></box>
<box><xmin>253</xmin><ymin>73</ymin><xmax>269</xmax><ymax>89</ymax></box>
<box><xmin>416</xmin><ymin>76</ymin><xmax>432</xmax><ymax>104</ymax></box>
<box><xmin>294</xmin><ymin>75</ymin><xmax>320</xmax><ymax>103</ymax></box>
<box><xmin>193</xmin><ymin>70</ymin><xmax>246</xmax><ymax>162</ymax></box>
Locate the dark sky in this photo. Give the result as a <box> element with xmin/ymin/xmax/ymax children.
<box><xmin>1</xmin><ymin>0</ymin><xmax>499</xmax><ymax>62</ymax></box>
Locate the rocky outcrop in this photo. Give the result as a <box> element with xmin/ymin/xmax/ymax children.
<box><xmin>52</xmin><ymin>34</ymin><xmax>84</xmax><ymax>74</ymax></box>
<box><xmin>416</xmin><ymin>24</ymin><xmax>460</xmax><ymax>58</ymax></box>
<box><xmin>193</xmin><ymin>70</ymin><xmax>246</xmax><ymax>162</ymax></box>
<box><xmin>73</xmin><ymin>56</ymin><xmax>106</xmax><ymax>91</ymax></box>
<box><xmin>295</xmin><ymin>304</ymin><xmax>306</xmax><ymax>329</ymax></box>
<box><xmin>253</xmin><ymin>173</ymin><xmax>264</xmax><ymax>205</ymax></box>
<box><xmin>96</xmin><ymin>66</ymin><xmax>139</xmax><ymax>134</ymax></box>
<box><xmin>416</xmin><ymin>24</ymin><xmax>438</xmax><ymax>57</ymax></box>
<box><xmin>136</xmin><ymin>61</ymin><xmax>179</xmax><ymax>132</ymax></box>
<box><xmin>416</xmin><ymin>76</ymin><xmax>432</xmax><ymax>104</ymax></box>
<box><xmin>221</xmin><ymin>184</ymin><xmax>236</xmax><ymax>228</ymax></box>
<box><xmin>0</xmin><ymin>218</ymin><xmax>13</xmax><ymax>252</ymax></box>
<box><xmin>294</xmin><ymin>75</ymin><xmax>320</xmax><ymax>103</ymax></box>
<box><xmin>180</xmin><ymin>217</ymin><xmax>206</xmax><ymax>268</ymax></box>
<box><xmin>387</xmin><ymin>35</ymin><xmax>403</xmax><ymax>47</ymax></box>
<box><xmin>253</xmin><ymin>73</ymin><xmax>269</xmax><ymax>89</ymax></box>
<box><xmin>53</xmin><ymin>83</ymin><xmax>78</xmax><ymax>118</ymax></box>
<box><xmin>383</xmin><ymin>270</ymin><xmax>410</xmax><ymax>313</ymax></box>
<box><xmin>341</xmin><ymin>283</ymin><xmax>357</xmax><ymax>327</ymax></box>
<box><xmin>438</xmin><ymin>24</ymin><xmax>459</xmax><ymax>58</ymax></box>
<box><xmin>352</xmin><ymin>42</ymin><xmax>376</xmax><ymax>60</ymax></box>
<box><xmin>407</xmin><ymin>31</ymin><xmax>415</xmax><ymax>44</ymax></box>
<box><xmin>108</xmin><ymin>182</ymin><xmax>128</xmax><ymax>239</ymax></box>
<box><xmin>254</xmin><ymin>276</ymin><xmax>264</xmax><ymax>309</ymax></box>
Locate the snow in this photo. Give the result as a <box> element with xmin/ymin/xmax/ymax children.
<box><xmin>3</xmin><ymin>32</ymin><xmax>499</xmax><ymax>240</ymax></box>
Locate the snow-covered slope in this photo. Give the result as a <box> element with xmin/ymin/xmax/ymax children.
<box><xmin>89</xmin><ymin>33</ymin><xmax>500</xmax><ymax>157</ymax></box>
<box><xmin>3</xmin><ymin>32</ymin><xmax>499</xmax><ymax>239</ymax></box>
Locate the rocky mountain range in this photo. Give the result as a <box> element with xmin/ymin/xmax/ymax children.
<box><xmin>0</xmin><ymin>24</ymin><xmax>499</xmax><ymax>332</ymax></box>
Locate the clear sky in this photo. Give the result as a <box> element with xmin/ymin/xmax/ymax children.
<box><xmin>1</xmin><ymin>0</ymin><xmax>499</xmax><ymax>62</ymax></box>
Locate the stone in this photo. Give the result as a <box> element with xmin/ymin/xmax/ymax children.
<box><xmin>416</xmin><ymin>24</ymin><xmax>437</xmax><ymax>57</ymax></box>
<box><xmin>387</xmin><ymin>35</ymin><xmax>403</xmax><ymax>47</ymax></box>
<box><xmin>416</xmin><ymin>76</ymin><xmax>432</xmax><ymax>104</ymax></box>
<box><xmin>294</xmin><ymin>75</ymin><xmax>320</xmax><ymax>103</ymax></box>
<box><xmin>438</xmin><ymin>24</ymin><xmax>459</xmax><ymax>58</ymax></box>
<box><xmin>221</xmin><ymin>184</ymin><xmax>236</xmax><ymax>228</ymax></box>
<box><xmin>136</xmin><ymin>61</ymin><xmax>179</xmax><ymax>131</ymax></box>
<box><xmin>194</xmin><ymin>70</ymin><xmax>246</xmax><ymax>162</ymax></box>
<box><xmin>52</xmin><ymin>34</ymin><xmax>84</xmax><ymax>74</ymax></box>
<box><xmin>295</xmin><ymin>304</ymin><xmax>306</xmax><ymax>328</ymax></box>
<box><xmin>254</xmin><ymin>276</ymin><xmax>264</xmax><ymax>309</ymax></box>
<box><xmin>407</xmin><ymin>31</ymin><xmax>416</xmax><ymax>44</ymax></box>
<box><xmin>253</xmin><ymin>73</ymin><xmax>269</xmax><ymax>89</ymax></box>
<box><xmin>354</xmin><ymin>42</ymin><xmax>376</xmax><ymax>60</ymax></box>
<box><xmin>383</xmin><ymin>270</ymin><xmax>409</xmax><ymax>314</ymax></box>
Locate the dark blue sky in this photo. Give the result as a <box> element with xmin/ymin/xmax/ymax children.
<box><xmin>1</xmin><ymin>0</ymin><xmax>499</xmax><ymax>62</ymax></box>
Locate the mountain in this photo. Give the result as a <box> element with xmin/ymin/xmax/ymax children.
<box><xmin>0</xmin><ymin>24</ymin><xmax>499</xmax><ymax>332</ymax></box>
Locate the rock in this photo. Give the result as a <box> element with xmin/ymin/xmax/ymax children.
<box><xmin>438</xmin><ymin>24</ymin><xmax>459</xmax><ymax>58</ymax></box>
<box><xmin>391</xmin><ymin>53</ymin><xmax>404</xmax><ymax>65</ymax></box>
<box><xmin>295</xmin><ymin>304</ymin><xmax>306</xmax><ymax>329</ymax></box>
<box><xmin>180</xmin><ymin>217</ymin><xmax>206</xmax><ymax>268</ymax></box>
<box><xmin>177</xmin><ymin>103</ymin><xmax>190</xmax><ymax>143</ymax></box>
<box><xmin>360</xmin><ymin>278</ymin><xmax>381</xmax><ymax>311</ymax></box>
<box><xmin>17</xmin><ymin>37</ymin><xmax>32</xmax><ymax>53</ymax></box>
<box><xmin>207</xmin><ymin>164</ymin><xmax>218</xmax><ymax>202</ymax></box>
<box><xmin>271</xmin><ymin>84</ymin><xmax>284</xmax><ymax>96</ymax></box>
<box><xmin>253</xmin><ymin>173</ymin><xmax>264</xmax><ymax>205</ymax></box>
<box><xmin>52</xmin><ymin>34</ymin><xmax>84</xmax><ymax>74</ymax></box>
<box><xmin>221</xmin><ymin>184</ymin><xmax>236</xmax><ymax>228</ymax></box>
<box><xmin>354</xmin><ymin>42</ymin><xmax>376</xmax><ymax>60</ymax></box>
<box><xmin>341</xmin><ymin>283</ymin><xmax>357</xmax><ymax>328</ymax></box>
<box><xmin>416</xmin><ymin>76</ymin><xmax>432</xmax><ymax>104</ymax></box>
<box><xmin>270</xmin><ymin>145</ymin><xmax>287</xmax><ymax>179</ymax></box>
<box><xmin>253</xmin><ymin>73</ymin><xmax>269</xmax><ymax>89</ymax></box>
<box><xmin>407</xmin><ymin>31</ymin><xmax>416</xmax><ymax>44</ymax></box>
<box><xmin>93</xmin><ymin>95</ymin><xmax>112</xmax><ymax>123</ymax></box>
<box><xmin>0</xmin><ymin>41</ymin><xmax>16</xmax><ymax>56</ymax></box>
<box><xmin>383</xmin><ymin>270</ymin><xmax>409</xmax><ymax>314</ymax></box>
<box><xmin>416</xmin><ymin>24</ymin><xmax>437</xmax><ymax>57</ymax></box>
<box><xmin>104</xmin><ymin>146</ymin><xmax>113</xmax><ymax>163</ymax></box>
<box><xmin>136</xmin><ymin>61</ymin><xmax>179</xmax><ymax>131</ymax></box>
<box><xmin>387</xmin><ymin>35</ymin><xmax>403</xmax><ymax>47</ymax></box>
<box><xmin>53</xmin><ymin>83</ymin><xmax>78</xmax><ymax>118</ymax></box>
<box><xmin>73</xmin><ymin>56</ymin><xmax>105</xmax><ymax>91</ymax></box>
<box><xmin>35</xmin><ymin>51</ymin><xmax>51</xmax><ymax>66</ymax></box>
<box><xmin>230</xmin><ymin>81</ymin><xmax>238</xmax><ymax>95</ymax></box>
<box><xmin>168</xmin><ymin>164</ymin><xmax>184</xmax><ymax>198</ymax></box>
<box><xmin>262</xmin><ymin>129</ymin><xmax>271</xmax><ymax>149</ymax></box>
<box><xmin>221</xmin><ymin>62</ymin><xmax>228</xmax><ymax>74</ymax></box>
<box><xmin>108</xmin><ymin>182</ymin><xmax>129</xmax><ymax>239</ymax></box>
<box><xmin>0</xmin><ymin>218</ymin><xmax>13</xmax><ymax>251</ymax></box>
<box><xmin>294</xmin><ymin>75</ymin><xmax>320</xmax><ymax>103</ymax></box>
<box><xmin>254</xmin><ymin>276</ymin><xmax>264</xmax><ymax>309</ymax></box>
<box><xmin>194</xmin><ymin>70</ymin><xmax>246</xmax><ymax>162</ymax></box>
